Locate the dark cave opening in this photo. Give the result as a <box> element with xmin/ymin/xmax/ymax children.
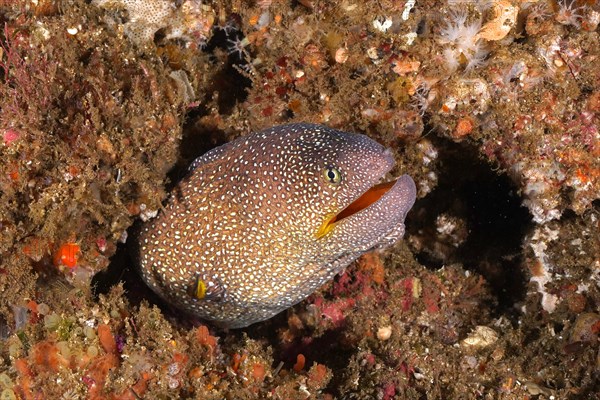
<box><xmin>405</xmin><ymin>137</ymin><xmax>533</xmax><ymax>316</ymax></box>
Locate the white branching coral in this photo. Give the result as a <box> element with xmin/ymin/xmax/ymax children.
<box><xmin>528</xmin><ymin>225</ymin><xmax>561</xmax><ymax>313</ymax></box>
<box><xmin>437</xmin><ymin>9</ymin><xmax>488</xmax><ymax>73</ymax></box>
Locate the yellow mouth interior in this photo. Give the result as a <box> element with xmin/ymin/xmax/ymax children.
<box><xmin>316</xmin><ymin>179</ymin><xmax>398</xmax><ymax>239</ymax></box>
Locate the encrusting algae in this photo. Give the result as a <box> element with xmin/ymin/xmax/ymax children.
<box><xmin>137</xmin><ymin>123</ymin><xmax>416</xmax><ymax>328</ymax></box>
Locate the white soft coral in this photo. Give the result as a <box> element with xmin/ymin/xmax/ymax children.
<box><xmin>555</xmin><ymin>0</ymin><xmax>586</xmax><ymax>28</ymax></box>
<box><xmin>465</xmin><ymin>42</ymin><xmax>488</xmax><ymax>72</ymax></box>
<box><xmin>438</xmin><ymin>9</ymin><xmax>487</xmax><ymax>73</ymax></box>
<box><xmin>457</xmin><ymin>20</ymin><xmax>482</xmax><ymax>53</ymax></box>
<box><xmin>439</xmin><ymin>10</ymin><xmax>469</xmax><ymax>42</ymax></box>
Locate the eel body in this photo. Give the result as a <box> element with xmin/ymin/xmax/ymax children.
<box><xmin>138</xmin><ymin>123</ymin><xmax>416</xmax><ymax>328</ymax></box>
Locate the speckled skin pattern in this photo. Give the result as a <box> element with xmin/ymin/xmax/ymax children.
<box><xmin>137</xmin><ymin>123</ymin><xmax>416</xmax><ymax>328</ymax></box>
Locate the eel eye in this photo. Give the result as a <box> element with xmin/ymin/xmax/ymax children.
<box><xmin>190</xmin><ymin>274</ymin><xmax>227</xmax><ymax>301</ymax></box>
<box><xmin>323</xmin><ymin>166</ymin><xmax>342</xmax><ymax>185</ymax></box>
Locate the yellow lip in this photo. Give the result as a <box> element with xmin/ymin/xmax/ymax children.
<box><xmin>316</xmin><ymin>179</ymin><xmax>398</xmax><ymax>239</ymax></box>
<box><xmin>316</xmin><ymin>212</ymin><xmax>338</xmax><ymax>239</ymax></box>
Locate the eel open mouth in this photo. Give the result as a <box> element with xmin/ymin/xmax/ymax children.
<box><xmin>316</xmin><ymin>178</ymin><xmax>401</xmax><ymax>239</ymax></box>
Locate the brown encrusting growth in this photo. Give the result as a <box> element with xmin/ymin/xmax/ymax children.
<box><xmin>0</xmin><ymin>0</ymin><xmax>599</xmax><ymax>399</ymax></box>
<box><xmin>0</xmin><ymin>1</ymin><xmax>186</xmax><ymax>312</ymax></box>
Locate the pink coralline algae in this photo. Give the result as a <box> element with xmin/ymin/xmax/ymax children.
<box><xmin>2</xmin><ymin>128</ymin><xmax>20</xmax><ymax>146</ymax></box>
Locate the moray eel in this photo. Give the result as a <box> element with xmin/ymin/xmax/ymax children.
<box><xmin>137</xmin><ymin>123</ymin><xmax>416</xmax><ymax>328</ymax></box>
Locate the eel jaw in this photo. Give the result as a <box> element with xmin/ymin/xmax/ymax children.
<box><xmin>316</xmin><ymin>176</ymin><xmax>406</xmax><ymax>239</ymax></box>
